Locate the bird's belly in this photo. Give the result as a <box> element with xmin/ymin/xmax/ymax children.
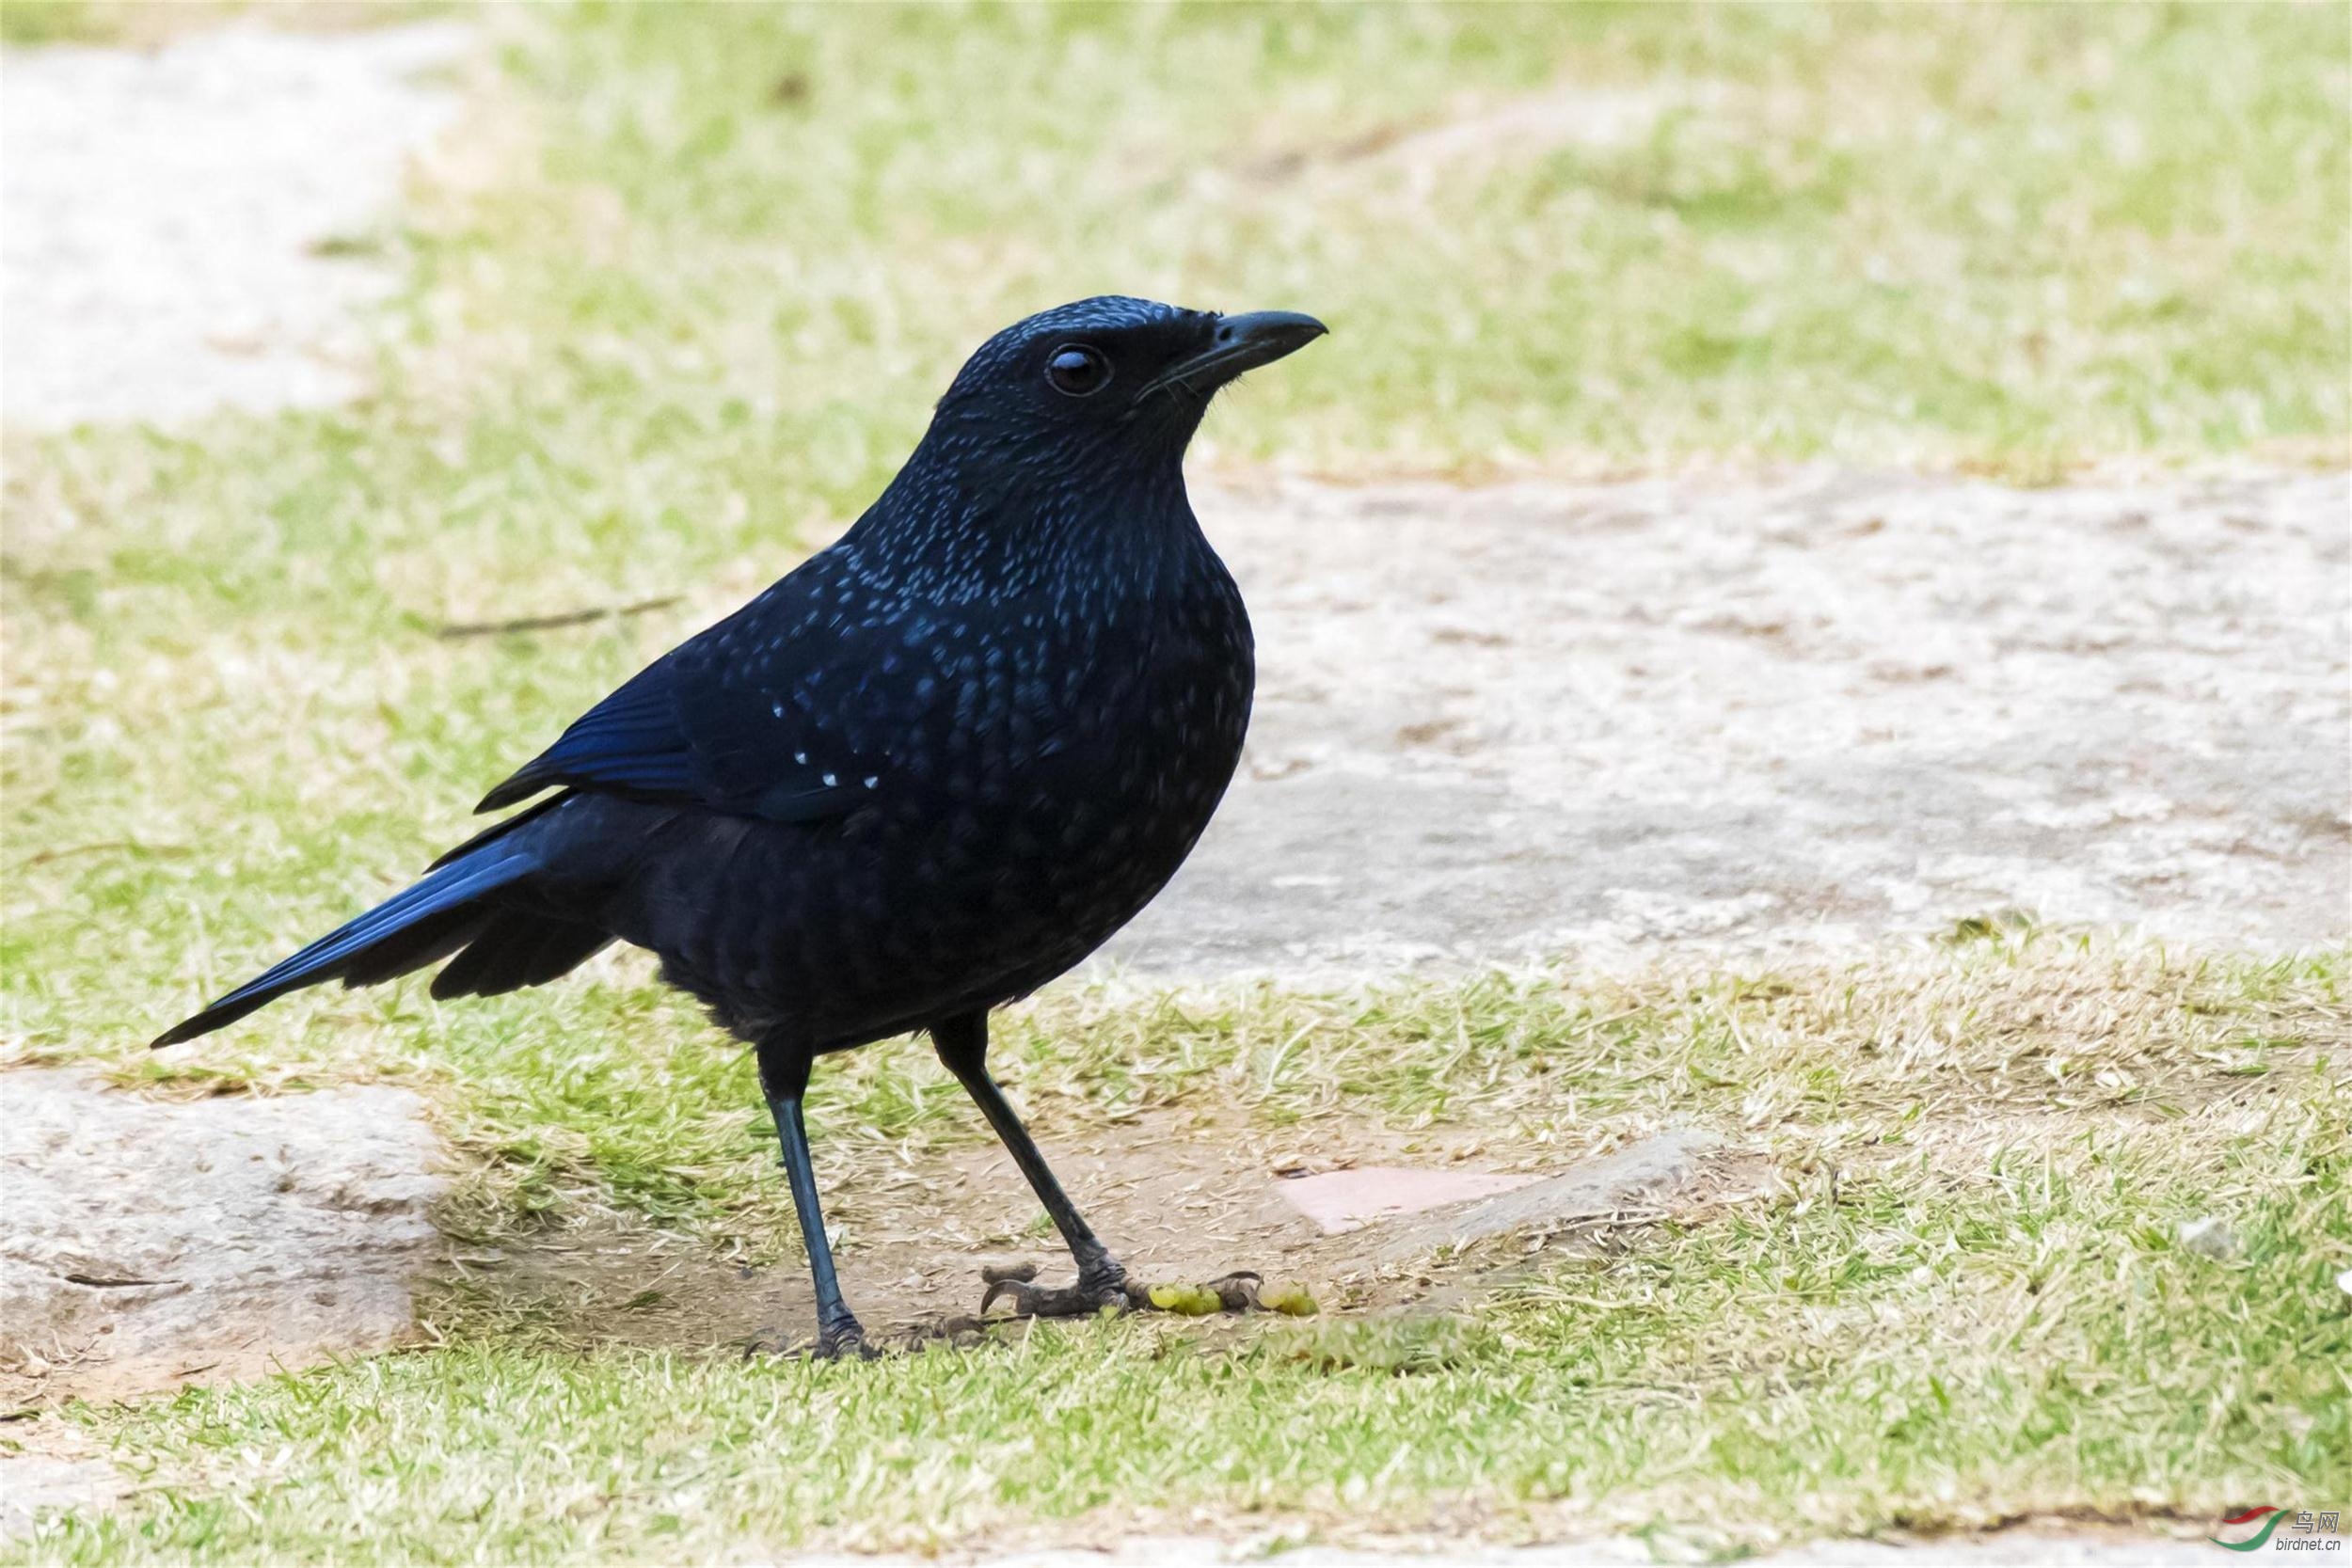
<box><xmin>664</xmin><ymin>686</ymin><xmax>1243</xmax><ymax>1048</ymax></box>
<box><xmin>864</xmin><ymin>708</ymin><xmax>1244</xmax><ymax>1011</ymax></box>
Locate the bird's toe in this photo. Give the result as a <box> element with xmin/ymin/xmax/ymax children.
<box><xmin>978</xmin><ymin>1275</ymin><xmax>1121</xmax><ymax>1320</ymax></box>
<box><xmin>814</xmin><ymin>1315</ymin><xmax>882</xmax><ymax>1360</ymax></box>
<box><xmin>978</xmin><ymin>1257</ymin><xmax>1133</xmax><ymax>1320</ymax></box>
<box><xmin>974</xmin><ymin>1259</ymin><xmax>1309</xmax><ymax>1322</ymax></box>
<box><xmin>743</xmin><ymin>1318</ymin><xmax>882</xmax><ymax>1361</ymax></box>
<box><xmin>743</xmin><ymin>1327</ymin><xmax>794</xmax><ymax>1359</ymax></box>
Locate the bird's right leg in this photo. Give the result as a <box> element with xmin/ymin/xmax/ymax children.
<box><xmin>932</xmin><ymin>1009</ymin><xmax>1134</xmax><ymax>1320</ymax></box>
<box><xmin>754</xmin><ymin>1039</ymin><xmax>872</xmax><ymax>1358</ymax></box>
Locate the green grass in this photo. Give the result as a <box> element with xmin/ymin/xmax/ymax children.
<box><xmin>10</xmin><ymin>947</ymin><xmax>2351</xmax><ymax>1560</ymax></box>
<box><xmin>18</xmin><ymin>949</ymin><xmax>2352</xmax><ymax>1560</ymax></box>
<box><xmin>4</xmin><ymin>3</ymin><xmax>2350</xmax><ymax>1560</ymax></box>
<box><xmin>468</xmin><ymin>2</ymin><xmax>2352</xmax><ymax>482</ymax></box>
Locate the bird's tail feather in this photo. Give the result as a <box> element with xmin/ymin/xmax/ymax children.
<box><xmin>431</xmin><ymin>914</ymin><xmax>611</xmax><ymax>1000</ymax></box>
<box><xmin>152</xmin><ymin>843</ymin><xmax>542</xmax><ymax>1048</ymax></box>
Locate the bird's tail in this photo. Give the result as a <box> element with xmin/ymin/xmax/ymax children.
<box><xmin>151</xmin><ymin>832</ymin><xmax>602</xmax><ymax>1048</ymax></box>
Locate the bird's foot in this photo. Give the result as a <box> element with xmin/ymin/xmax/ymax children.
<box><xmin>744</xmin><ymin>1315</ymin><xmax>881</xmax><ymax>1361</ymax></box>
<box><xmin>977</xmin><ymin>1261</ymin><xmax>1314</xmax><ymax>1321</ymax></box>
<box><xmin>817</xmin><ymin>1320</ymin><xmax>882</xmax><ymax>1360</ymax></box>
<box><xmin>977</xmin><ymin>1257</ymin><xmax>1133</xmax><ymax>1320</ymax></box>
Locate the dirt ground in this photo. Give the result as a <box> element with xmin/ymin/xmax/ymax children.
<box><xmin>452</xmin><ymin>1111</ymin><xmax>1747</xmax><ymax>1356</ymax></box>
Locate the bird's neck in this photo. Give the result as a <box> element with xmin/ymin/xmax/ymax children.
<box><xmin>848</xmin><ymin>436</ymin><xmax>1209</xmax><ymax>600</ymax></box>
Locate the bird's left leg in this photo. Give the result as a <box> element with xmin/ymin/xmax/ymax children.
<box><xmin>932</xmin><ymin>1009</ymin><xmax>1133</xmax><ymax>1319</ymax></box>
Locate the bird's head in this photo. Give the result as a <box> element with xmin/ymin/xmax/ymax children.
<box><xmin>927</xmin><ymin>295</ymin><xmax>1327</xmax><ymax>469</ymax></box>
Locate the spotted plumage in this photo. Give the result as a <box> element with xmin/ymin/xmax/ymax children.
<box><xmin>155</xmin><ymin>296</ymin><xmax>1328</xmax><ymax>1354</ymax></box>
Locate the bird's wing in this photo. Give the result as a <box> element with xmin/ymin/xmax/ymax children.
<box><xmin>475</xmin><ymin>593</ymin><xmax>900</xmax><ymax>824</ymax></box>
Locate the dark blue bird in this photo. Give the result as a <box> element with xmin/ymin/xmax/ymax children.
<box><xmin>156</xmin><ymin>296</ymin><xmax>1327</xmax><ymax>1355</ymax></box>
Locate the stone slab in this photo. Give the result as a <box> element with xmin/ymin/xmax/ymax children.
<box><xmin>0</xmin><ymin>1068</ymin><xmax>448</xmax><ymax>1401</ymax></box>
<box><xmin>1275</xmin><ymin>1166</ymin><xmax>1540</xmax><ymax>1235</ymax></box>
<box><xmin>1373</xmin><ymin>1128</ymin><xmax>1719</xmax><ymax>1265</ymax></box>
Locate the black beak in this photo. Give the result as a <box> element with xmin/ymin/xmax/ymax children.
<box><xmin>1141</xmin><ymin>310</ymin><xmax>1328</xmax><ymax>398</ymax></box>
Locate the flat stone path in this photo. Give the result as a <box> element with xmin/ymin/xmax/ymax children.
<box><xmin>1104</xmin><ymin>467</ymin><xmax>2350</xmax><ymax>979</ymax></box>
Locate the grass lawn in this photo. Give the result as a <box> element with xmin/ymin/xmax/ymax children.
<box><xmin>16</xmin><ymin>944</ymin><xmax>2352</xmax><ymax>1561</ymax></box>
<box><xmin>3</xmin><ymin>2</ymin><xmax>2348</xmax><ymax>1561</ymax></box>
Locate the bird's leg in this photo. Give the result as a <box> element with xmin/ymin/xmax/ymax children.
<box><xmin>754</xmin><ymin>1040</ymin><xmax>872</xmax><ymax>1358</ymax></box>
<box><xmin>933</xmin><ymin>1010</ymin><xmax>1132</xmax><ymax>1319</ymax></box>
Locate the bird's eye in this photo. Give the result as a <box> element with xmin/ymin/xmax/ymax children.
<box><xmin>1044</xmin><ymin>344</ymin><xmax>1113</xmax><ymax>397</ymax></box>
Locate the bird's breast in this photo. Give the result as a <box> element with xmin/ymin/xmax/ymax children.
<box><xmin>857</xmin><ymin>567</ymin><xmax>1251</xmax><ymax>963</ymax></box>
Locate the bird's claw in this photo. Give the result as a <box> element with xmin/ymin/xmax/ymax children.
<box><xmin>817</xmin><ymin>1323</ymin><xmax>882</xmax><ymax>1360</ymax></box>
<box><xmin>977</xmin><ymin>1261</ymin><xmax>1304</xmax><ymax>1321</ymax></box>
<box><xmin>744</xmin><ymin>1319</ymin><xmax>881</xmax><ymax>1361</ymax></box>
<box><xmin>979</xmin><ymin>1275</ymin><xmax>1132</xmax><ymax>1320</ymax></box>
<box><xmin>978</xmin><ymin>1257</ymin><xmax>1133</xmax><ymax>1320</ymax></box>
<box><xmin>978</xmin><ymin>1259</ymin><xmax>1040</xmax><ymax>1288</ymax></box>
<box><xmin>1203</xmin><ymin>1271</ymin><xmax>1263</xmax><ymax>1310</ymax></box>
